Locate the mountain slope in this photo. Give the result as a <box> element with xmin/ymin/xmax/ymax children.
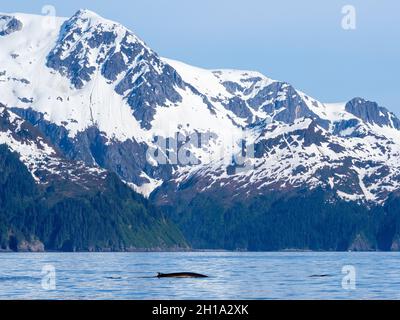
<box><xmin>2</xmin><ymin>10</ymin><xmax>400</xmax><ymax>204</ymax></box>
<box><xmin>0</xmin><ymin>105</ymin><xmax>186</xmax><ymax>251</ymax></box>
<box><xmin>1</xmin><ymin>10</ymin><xmax>400</xmax><ymax>251</ymax></box>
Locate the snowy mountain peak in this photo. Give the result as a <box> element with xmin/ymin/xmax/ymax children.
<box><xmin>74</xmin><ymin>8</ymin><xmax>102</xmax><ymax>19</ymax></box>
<box><xmin>345</xmin><ymin>97</ymin><xmax>400</xmax><ymax>130</ymax></box>
<box><xmin>47</xmin><ymin>9</ymin><xmax>150</xmax><ymax>89</ymax></box>
<box><xmin>0</xmin><ymin>10</ymin><xmax>399</xmax><ymax>204</ymax></box>
<box><xmin>67</xmin><ymin>9</ymin><xmax>131</xmax><ymax>32</ymax></box>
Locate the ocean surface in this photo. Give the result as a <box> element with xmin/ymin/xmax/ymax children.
<box><xmin>0</xmin><ymin>252</ymin><xmax>399</xmax><ymax>300</ymax></box>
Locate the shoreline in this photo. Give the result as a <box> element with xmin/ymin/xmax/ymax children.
<box><xmin>0</xmin><ymin>249</ymin><xmax>394</xmax><ymax>253</ymax></box>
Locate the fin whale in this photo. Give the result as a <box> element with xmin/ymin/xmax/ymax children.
<box><xmin>157</xmin><ymin>272</ymin><xmax>208</xmax><ymax>278</ymax></box>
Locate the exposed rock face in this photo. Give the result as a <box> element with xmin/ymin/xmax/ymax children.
<box><xmin>249</xmin><ymin>82</ymin><xmax>317</xmax><ymax>123</ymax></box>
<box><xmin>348</xmin><ymin>234</ymin><xmax>374</xmax><ymax>251</ymax></box>
<box><xmin>332</xmin><ymin>119</ymin><xmax>362</xmax><ymax>137</ymax></box>
<box><xmin>0</xmin><ymin>15</ymin><xmax>22</xmax><ymax>36</ymax></box>
<box><xmin>216</xmin><ymin>79</ymin><xmax>321</xmax><ymax>125</ymax></box>
<box><xmin>345</xmin><ymin>98</ymin><xmax>400</xmax><ymax>129</ymax></box>
<box><xmin>0</xmin><ymin>105</ymin><xmax>110</xmax><ymax>189</ymax></box>
<box><xmin>16</xmin><ymin>239</ymin><xmax>45</xmax><ymax>252</ymax></box>
<box><xmin>10</xmin><ymin>107</ymin><xmax>173</xmax><ymax>187</ymax></box>
<box><xmin>123</xmin><ymin>62</ymin><xmax>185</xmax><ymax>129</ymax></box>
<box><xmin>391</xmin><ymin>236</ymin><xmax>400</xmax><ymax>251</ymax></box>
<box><xmin>46</xmin><ymin>9</ymin><xmax>187</xmax><ymax>129</ymax></box>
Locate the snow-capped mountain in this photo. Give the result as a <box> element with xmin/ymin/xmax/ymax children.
<box><xmin>0</xmin><ymin>102</ymin><xmax>108</xmax><ymax>190</ymax></box>
<box><xmin>1</xmin><ymin>9</ymin><xmax>400</xmax><ymax>207</ymax></box>
<box><xmin>0</xmin><ymin>104</ymin><xmax>186</xmax><ymax>252</ymax></box>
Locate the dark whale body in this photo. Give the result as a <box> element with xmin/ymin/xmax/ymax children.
<box><xmin>157</xmin><ymin>272</ymin><xmax>208</xmax><ymax>278</ymax></box>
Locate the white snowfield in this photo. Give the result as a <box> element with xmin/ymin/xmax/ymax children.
<box><xmin>0</xmin><ymin>10</ymin><xmax>399</xmax><ymax>204</ymax></box>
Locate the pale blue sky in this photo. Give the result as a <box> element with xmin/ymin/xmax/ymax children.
<box><xmin>3</xmin><ymin>0</ymin><xmax>400</xmax><ymax>114</ymax></box>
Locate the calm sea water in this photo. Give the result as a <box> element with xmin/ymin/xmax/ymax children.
<box><xmin>0</xmin><ymin>252</ymin><xmax>399</xmax><ymax>300</ymax></box>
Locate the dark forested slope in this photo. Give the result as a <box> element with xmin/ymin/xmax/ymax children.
<box><xmin>0</xmin><ymin>144</ymin><xmax>187</xmax><ymax>251</ymax></box>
